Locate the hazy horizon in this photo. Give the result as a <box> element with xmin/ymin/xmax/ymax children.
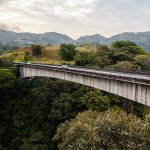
<box><xmin>1</xmin><ymin>0</ymin><xmax>150</xmax><ymax>39</ymax></box>
<box><xmin>1</xmin><ymin>28</ymin><xmax>150</xmax><ymax>40</ymax></box>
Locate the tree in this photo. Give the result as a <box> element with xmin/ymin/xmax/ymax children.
<box><xmin>112</xmin><ymin>52</ymin><xmax>131</xmax><ymax>62</ymax></box>
<box><xmin>111</xmin><ymin>41</ymin><xmax>145</xmax><ymax>55</ymax></box>
<box><xmin>80</xmin><ymin>90</ymin><xmax>110</xmax><ymax>111</ymax></box>
<box><xmin>58</xmin><ymin>44</ymin><xmax>76</xmax><ymax>61</ymax></box>
<box><xmin>74</xmin><ymin>51</ymin><xmax>96</xmax><ymax>66</ymax></box>
<box><xmin>0</xmin><ymin>69</ymin><xmax>16</xmax><ymax>89</ymax></box>
<box><xmin>20</xmin><ymin>132</ymin><xmax>48</xmax><ymax>150</ymax></box>
<box><xmin>0</xmin><ymin>55</ymin><xmax>15</xmax><ymax>68</ymax></box>
<box><xmin>53</xmin><ymin>109</ymin><xmax>150</xmax><ymax>150</ymax></box>
<box><xmin>96</xmin><ymin>45</ymin><xmax>113</xmax><ymax>67</ymax></box>
<box><xmin>112</xmin><ymin>40</ymin><xmax>137</xmax><ymax>48</ymax></box>
<box><xmin>24</xmin><ymin>51</ymin><xmax>32</xmax><ymax>61</ymax></box>
<box><xmin>96</xmin><ymin>44</ymin><xmax>110</xmax><ymax>52</ymax></box>
<box><xmin>32</xmin><ymin>45</ymin><xmax>42</xmax><ymax>57</ymax></box>
<box><xmin>134</xmin><ymin>55</ymin><xmax>150</xmax><ymax>71</ymax></box>
<box><xmin>96</xmin><ymin>56</ymin><xmax>112</xmax><ymax>68</ymax></box>
<box><xmin>49</xmin><ymin>93</ymin><xmax>76</xmax><ymax>121</ymax></box>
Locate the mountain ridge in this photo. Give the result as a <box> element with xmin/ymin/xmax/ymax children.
<box><xmin>1</xmin><ymin>29</ymin><xmax>150</xmax><ymax>51</ymax></box>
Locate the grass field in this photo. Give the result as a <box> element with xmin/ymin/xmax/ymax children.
<box><xmin>0</xmin><ymin>45</ymin><xmax>90</xmax><ymax>65</ymax></box>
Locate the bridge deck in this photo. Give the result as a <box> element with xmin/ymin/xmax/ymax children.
<box><xmin>18</xmin><ymin>63</ymin><xmax>150</xmax><ymax>85</ymax></box>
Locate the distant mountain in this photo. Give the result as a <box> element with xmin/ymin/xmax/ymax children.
<box><xmin>75</xmin><ymin>34</ymin><xmax>106</xmax><ymax>45</ymax></box>
<box><xmin>0</xmin><ymin>29</ymin><xmax>73</xmax><ymax>46</ymax></box>
<box><xmin>108</xmin><ymin>32</ymin><xmax>150</xmax><ymax>51</ymax></box>
<box><xmin>1</xmin><ymin>29</ymin><xmax>150</xmax><ymax>51</ymax></box>
<box><xmin>75</xmin><ymin>32</ymin><xmax>150</xmax><ymax>51</ymax></box>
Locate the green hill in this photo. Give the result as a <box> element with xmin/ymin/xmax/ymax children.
<box><xmin>1</xmin><ymin>29</ymin><xmax>150</xmax><ymax>51</ymax></box>
<box><xmin>0</xmin><ymin>45</ymin><xmax>87</xmax><ymax>65</ymax></box>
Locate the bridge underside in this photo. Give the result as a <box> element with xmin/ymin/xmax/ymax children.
<box><xmin>20</xmin><ymin>66</ymin><xmax>150</xmax><ymax>107</ymax></box>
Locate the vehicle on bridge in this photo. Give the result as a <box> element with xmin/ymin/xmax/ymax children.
<box><xmin>62</xmin><ymin>65</ymin><xmax>69</xmax><ymax>69</ymax></box>
<box><xmin>20</xmin><ymin>62</ymin><xmax>31</xmax><ymax>64</ymax></box>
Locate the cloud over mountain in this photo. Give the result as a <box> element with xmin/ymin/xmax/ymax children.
<box><xmin>0</xmin><ymin>0</ymin><xmax>150</xmax><ymax>38</ymax></box>
<box><xmin>0</xmin><ymin>22</ymin><xmax>21</xmax><ymax>31</ymax></box>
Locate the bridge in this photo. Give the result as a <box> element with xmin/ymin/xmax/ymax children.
<box><xmin>16</xmin><ymin>63</ymin><xmax>150</xmax><ymax>107</ymax></box>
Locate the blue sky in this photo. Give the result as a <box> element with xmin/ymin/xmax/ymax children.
<box><xmin>0</xmin><ymin>0</ymin><xmax>150</xmax><ymax>39</ymax></box>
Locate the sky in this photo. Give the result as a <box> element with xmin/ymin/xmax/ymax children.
<box><xmin>0</xmin><ymin>0</ymin><xmax>150</xmax><ymax>39</ymax></box>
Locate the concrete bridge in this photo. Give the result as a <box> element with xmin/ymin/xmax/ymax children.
<box><xmin>16</xmin><ymin>63</ymin><xmax>150</xmax><ymax>107</ymax></box>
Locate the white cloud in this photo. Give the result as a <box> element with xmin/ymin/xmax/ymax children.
<box><xmin>0</xmin><ymin>22</ymin><xmax>21</xmax><ymax>31</ymax></box>
<box><xmin>52</xmin><ymin>0</ymin><xmax>96</xmax><ymax>20</ymax></box>
<box><xmin>0</xmin><ymin>0</ymin><xmax>150</xmax><ymax>38</ymax></box>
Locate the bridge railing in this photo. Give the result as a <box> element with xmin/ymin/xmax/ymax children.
<box><xmin>14</xmin><ymin>62</ymin><xmax>150</xmax><ymax>85</ymax></box>
<box><xmin>14</xmin><ymin>62</ymin><xmax>150</xmax><ymax>76</ymax></box>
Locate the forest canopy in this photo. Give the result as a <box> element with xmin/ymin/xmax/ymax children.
<box><xmin>0</xmin><ymin>41</ymin><xmax>150</xmax><ymax>149</ymax></box>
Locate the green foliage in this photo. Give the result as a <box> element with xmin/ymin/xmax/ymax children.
<box><xmin>106</xmin><ymin>61</ymin><xmax>134</xmax><ymax>71</ymax></box>
<box><xmin>73</xmin><ymin>86</ymin><xmax>122</xmax><ymax>112</ymax></box>
<box><xmin>92</xmin><ymin>41</ymin><xmax>149</xmax><ymax>71</ymax></box>
<box><xmin>94</xmin><ymin>42</ymin><xmax>146</xmax><ymax>68</ymax></box>
<box><xmin>81</xmin><ymin>90</ymin><xmax>110</xmax><ymax>111</ymax></box>
<box><xmin>53</xmin><ymin>109</ymin><xmax>150</xmax><ymax>150</ymax></box>
<box><xmin>0</xmin><ymin>48</ymin><xmax>150</xmax><ymax>150</ymax></box>
<box><xmin>53</xmin><ymin>110</ymin><xmax>98</xmax><ymax>150</ymax></box>
<box><xmin>75</xmin><ymin>51</ymin><xmax>96</xmax><ymax>66</ymax></box>
<box><xmin>32</xmin><ymin>45</ymin><xmax>42</xmax><ymax>57</ymax></box>
<box><xmin>0</xmin><ymin>56</ymin><xmax>15</xmax><ymax>68</ymax></box>
<box><xmin>20</xmin><ymin>132</ymin><xmax>48</xmax><ymax>150</ymax></box>
<box><xmin>0</xmin><ymin>76</ymin><xmax>84</xmax><ymax>149</ymax></box>
<box><xmin>96</xmin><ymin>45</ymin><xmax>113</xmax><ymax>66</ymax></box>
<box><xmin>24</xmin><ymin>51</ymin><xmax>32</xmax><ymax>61</ymax></box>
<box><xmin>134</xmin><ymin>55</ymin><xmax>150</xmax><ymax>71</ymax></box>
<box><xmin>49</xmin><ymin>93</ymin><xmax>76</xmax><ymax>121</ymax></box>
<box><xmin>96</xmin><ymin>44</ymin><xmax>110</xmax><ymax>52</ymax></box>
<box><xmin>58</xmin><ymin>44</ymin><xmax>76</xmax><ymax>61</ymax></box>
<box><xmin>0</xmin><ymin>69</ymin><xmax>16</xmax><ymax>89</ymax></box>
<box><xmin>112</xmin><ymin>40</ymin><xmax>137</xmax><ymax>48</ymax></box>
<box><xmin>111</xmin><ymin>40</ymin><xmax>145</xmax><ymax>55</ymax></box>
<box><xmin>96</xmin><ymin>56</ymin><xmax>112</xmax><ymax>68</ymax></box>
<box><xmin>112</xmin><ymin>52</ymin><xmax>131</xmax><ymax>62</ymax></box>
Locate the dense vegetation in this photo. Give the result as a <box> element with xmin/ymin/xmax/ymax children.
<box><xmin>0</xmin><ymin>42</ymin><xmax>19</xmax><ymax>55</ymax></box>
<box><xmin>57</xmin><ymin>41</ymin><xmax>150</xmax><ymax>73</ymax></box>
<box><xmin>74</xmin><ymin>41</ymin><xmax>150</xmax><ymax>72</ymax></box>
<box><xmin>54</xmin><ymin>110</ymin><xmax>150</xmax><ymax>150</ymax></box>
<box><xmin>0</xmin><ymin>41</ymin><xmax>150</xmax><ymax>149</ymax></box>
